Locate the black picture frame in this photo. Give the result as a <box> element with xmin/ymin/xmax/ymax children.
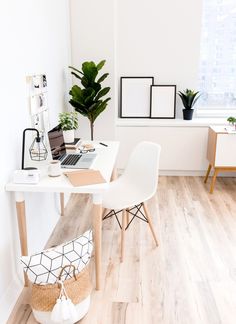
<box><xmin>120</xmin><ymin>76</ymin><xmax>154</xmax><ymax>118</ymax></box>
<box><xmin>150</xmin><ymin>85</ymin><xmax>176</xmax><ymax>119</ymax></box>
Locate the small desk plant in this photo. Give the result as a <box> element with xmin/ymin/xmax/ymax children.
<box><xmin>178</xmin><ymin>89</ymin><xmax>200</xmax><ymax>120</ymax></box>
<box><xmin>68</xmin><ymin>60</ymin><xmax>110</xmax><ymax>140</ymax></box>
<box><xmin>59</xmin><ymin>111</ymin><xmax>78</xmax><ymax>143</ymax></box>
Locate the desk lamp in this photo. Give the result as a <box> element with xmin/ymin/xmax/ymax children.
<box><xmin>21</xmin><ymin>128</ymin><xmax>48</xmax><ymax>170</ymax></box>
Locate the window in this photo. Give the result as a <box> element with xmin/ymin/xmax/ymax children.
<box><xmin>198</xmin><ymin>0</ymin><xmax>236</xmax><ymax>113</ymax></box>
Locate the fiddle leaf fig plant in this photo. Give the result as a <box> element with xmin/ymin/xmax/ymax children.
<box><xmin>68</xmin><ymin>60</ymin><xmax>111</xmax><ymax>140</ymax></box>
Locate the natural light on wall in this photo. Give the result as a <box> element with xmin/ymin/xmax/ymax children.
<box><xmin>198</xmin><ymin>0</ymin><xmax>236</xmax><ymax>116</ymax></box>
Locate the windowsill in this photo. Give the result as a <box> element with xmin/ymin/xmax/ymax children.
<box><xmin>116</xmin><ymin>117</ymin><xmax>228</xmax><ymax>127</ymax></box>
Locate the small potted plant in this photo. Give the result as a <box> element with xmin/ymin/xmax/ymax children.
<box><xmin>178</xmin><ymin>89</ymin><xmax>200</xmax><ymax>120</ymax></box>
<box><xmin>227</xmin><ymin>116</ymin><xmax>236</xmax><ymax>129</ymax></box>
<box><xmin>58</xmin><ymin>111</ymin><xmax>78</xmax><ymax>143</ymax></box>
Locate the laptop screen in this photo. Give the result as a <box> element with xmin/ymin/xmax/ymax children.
<box><xmin>48</xmin><ymin>127</ymin><xmax>66</xmax><ymax>160</ymax></box>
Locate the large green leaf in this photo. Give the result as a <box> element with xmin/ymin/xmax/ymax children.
<box><xmin>70</xmin><ymin>85</ymin><xmax>84</xmax><ymax>105</ymax></box>
<box><xmin>82</xmin><ymin>61</ymin><xmax>98</xmax><ymax>82</ymax></box>
<box><xmin>68</xmin><ymin>66</ymin><xmax>84</xmax><ymax>75</ymax></box>
<box><xmin>97</xmin><ymin>60</ymin><xmax>106</xmax><ymax>71</ymax></box>
<box><xmin>71</xmin><ymin>72</ymin><xmax>82</xmax><ymax>81</ymax></box>
<box><xmin>81</xmin><ymin>76</ymin><xmax>89</xmax><ymax>88</ymax></box>
<box><xmin>83</xmin><ymin>88</ymin><xmax>96</xmax><ymax>104</ymax></box>
<box><xmin>95</xmin><ymin>87</ymin><xmax>110</xmax><ymax>100</ymax></box>
<box><xmin>92</xmin><ymin>82</ymin><xmax>102</xmax><ymax>94</ymax></box>
<box><xmin>92</xmin><ymin>97</ymin><xmax>111</xmax><ymax>121</ymax></box>
<box><xmin>69</xmin><ymin>100</ymin><xmax>88</xmax><ymax>116</ymax></box>
<box><xmin>97</xmin><ymin>73</ymin><xmax>109</xmax><ymax>84</ymax></box>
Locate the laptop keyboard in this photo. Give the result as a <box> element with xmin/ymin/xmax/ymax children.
<box><xmin>61</xmin><ymin>154</ymin><xmax>82</xmax><ymax>166</ymax></box>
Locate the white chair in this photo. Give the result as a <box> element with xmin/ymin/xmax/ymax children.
<box><xmin>102</xmin><ymin>141</ymin><xmax>161</xmax><ymax>261</ymax></box>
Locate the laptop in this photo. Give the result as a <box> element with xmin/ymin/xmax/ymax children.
<box><xmin>48</xmin><ymin>126</ymin><xmax>97</xmax><ymax>169</ymax></box>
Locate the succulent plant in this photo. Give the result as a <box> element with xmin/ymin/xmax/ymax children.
<box><xmin>178</xmin><ymin>89</ymin><xmax>200</xmax><ymax>109</ymax></box>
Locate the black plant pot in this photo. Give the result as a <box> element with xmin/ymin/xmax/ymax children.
<box><xmin>183</xmin><ymin>109</ymin><xmax>194</xmax><ymax>120</ymax></box>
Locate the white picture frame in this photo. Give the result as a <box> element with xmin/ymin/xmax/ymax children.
<box><xmin>120</xmin><ymin>77</ymin><xmax>154</xmax><ymax>118</ymax></box>
<box><xmin>150</xmin><ymin>85</ymin><xmax>176</xmax><ymax>119</ymax></box>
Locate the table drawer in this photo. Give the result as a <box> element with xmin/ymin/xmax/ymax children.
<box><xmin>215</xmin><ymin>134</ymin><xmax>236</xmax><ymax>166</ymax></box>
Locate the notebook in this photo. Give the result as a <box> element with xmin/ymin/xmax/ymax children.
<box><xmin>64</xmin><ymin>170</ymin><xmax>106</xmax><ymax>186</ymax></box>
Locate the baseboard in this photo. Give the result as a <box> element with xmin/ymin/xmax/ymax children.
<box><xmin>0</xmin><ymin>278</ymin><xmax>23</xmax><ymax>324</ymax></box>
<box><xmin>159</xmin><ymin>170</ymin><xmax>236</xmax><ymax>177</ymax></box>
<box><xmin>118</xmin><ymin>168</ymin><xmax>236</xmax><ymax>177</ymax></box>
<box><xmin>159</xmin><ymin>170</ymin><xmax>206</xmax><ymax>176</ymax></box>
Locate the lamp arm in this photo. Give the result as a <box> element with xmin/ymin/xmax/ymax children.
<box><xmin>21</xmin><ymin>128</ymin><xmax>40</xmax><ymax>170</ymax></box>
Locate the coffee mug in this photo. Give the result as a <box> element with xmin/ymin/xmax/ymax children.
<box><xmin>48</xmin><ymin>160</ymin><xmax>61</xmax><ymax>177</ymax></box>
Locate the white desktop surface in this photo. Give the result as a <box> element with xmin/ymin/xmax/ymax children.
<box><xmin>5</xmin><ymin>141</ymin><xmax>119</xmax><ymax>194</ymax></box>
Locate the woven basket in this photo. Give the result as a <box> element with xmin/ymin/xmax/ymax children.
<box><xmin>31</xmin><ymin>265</ymin><xmax>92</xmax><ymax>312</ymax></box>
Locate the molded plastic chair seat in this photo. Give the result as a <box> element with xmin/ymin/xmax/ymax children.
<box><xmin>102</xmin><ymin>177</ymin><xmax>154</xmax><ymax>210</ymax></box>
<box><xmin>102</xmin><ymin>141</ymin><xmax>161</xmax><ymax>261</ymax></box>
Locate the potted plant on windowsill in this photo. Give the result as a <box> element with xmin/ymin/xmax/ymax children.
<box><xmin>59</xmin><ymin>111</ymin><xmax>78</xmax><ymax>143</ymax></box>
<box><xmin>178</xmin><ymin>89</ymin><xmax>201</xmax><ymax>120</ymax></box>
<box><xmin>227</xmin><ymin>116</ymin><xmax>236</xmax><ymax>129</ymax></box>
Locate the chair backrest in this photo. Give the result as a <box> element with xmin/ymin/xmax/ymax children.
<box><xmin>122</xmin><ymin>141</ymin><xmax>161</xmax><ymax>199</ymax></box>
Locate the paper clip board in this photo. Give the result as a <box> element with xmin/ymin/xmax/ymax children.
<box><xmin>64</xmin><ymin>170</ymin><xmax>106</xmax><ymax>187</ymax></box>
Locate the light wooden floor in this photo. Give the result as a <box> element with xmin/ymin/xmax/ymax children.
<box><xmin>8</xmin><ymin>176</ymin><xmax>236</xmax><ymax>324</ymax></box>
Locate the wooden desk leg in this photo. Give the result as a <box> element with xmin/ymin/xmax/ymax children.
<box><xmin>92</xmin><ymin>194</ymin><xmax>102</xmax><ymax>290</ymax></box>
<box><xmin>60</xmin><ymin>193</ymin><xmax>65</xmax><ymax>216</ymax></box>
<box><xmin>15</xmin><ymin>192</ymin><xmax>29</xmax><ymax>287</ymax></box>
<box><xmin>102</xmin><ymin>207</ymin><xmax>110</xmax><ymax>219</ymax></box>
<box><xmin>121</xmin><ymin>209</ymin><xmax>127</xmax><ymax>262</ymax></box>
<box><xmin>204</xmin><ymin>164</ymin><xmax>212</xmax><ymax>183</ymax></box>
<box><xmin>210</xmin><ymin>168</ymin><xmax>219</xmax><ymax>194</ymax></box>
<box><xmin>111</xmin><ymin>167</ymin><xmax>118</xmax><ymax>181</ymax></box>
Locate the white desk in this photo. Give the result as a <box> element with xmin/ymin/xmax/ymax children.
<box><xmin>5</xmin><ymin>141</ymin><xmax>119</xmax><ymax>290</ymax></box>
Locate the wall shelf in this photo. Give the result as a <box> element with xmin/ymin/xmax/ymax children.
<box><xmin>116</xmin><ymin>118</ymin><xmax>227</xmax><ymax>128</ymax></box>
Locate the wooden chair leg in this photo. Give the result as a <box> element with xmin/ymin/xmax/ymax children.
<box><xmin>60</xmin><ymin>193</ymin><xmax>64</xmax><ymax>216</ymax></box>
<box><xmin>121</xmin><ymin>209</ymin><xmax>126</xmax><ymax>262</ymax></box>
<box><xmin>143</xmin><ymin>202</ymin><xmax>159</xmax><ymax>246</ymax></box>
<box><xmin>126</xmin><ymin>212</ymin><xmax>129</xmax><ymax>227</ymax></box>
<box><xmin>210</xmin><ymin>168</ymin><xmax>219</xmax><ymax>194</ymax></box>
<box><xmin>204</xmin><ymin>164</ymin><xmax>212</xmax><ymax>183</ymax></box>
<box><xmin>111</xmin><ymin>167</ymin><xmax>118</xmax><ymax>181</ymax></box>
<box><xmin>102</xmin><ymin>208</ymin><xmax>110</xmax><ymax>219</ymax></box>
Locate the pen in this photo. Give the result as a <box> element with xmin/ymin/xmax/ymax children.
<box><xmin>99</xmin><ymin>142</ymin><xmax>108</xmax><ymax>147</ymax></box>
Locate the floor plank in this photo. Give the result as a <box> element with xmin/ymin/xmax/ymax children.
<box><xmin>7</xmin><ymin>176</ymin><xmax>236</xmax><ymax>324</ymax></box>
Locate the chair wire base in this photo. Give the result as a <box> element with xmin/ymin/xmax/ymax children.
<box><xmin>102</xmin><ymin>203</ymin><xmax>148</xmax><ymax>230</ymax></box>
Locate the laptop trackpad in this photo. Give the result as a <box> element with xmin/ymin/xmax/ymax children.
<box><xmin>77</xmin><ymin>154</ymin><xmax>97</xmax><ymax>168</ymax></box>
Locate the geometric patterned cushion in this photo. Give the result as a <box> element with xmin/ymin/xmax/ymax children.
<box><xmin>21</xmin><ymin>229</ymin><xmax>93</xmax><ymax>285</ymax></box>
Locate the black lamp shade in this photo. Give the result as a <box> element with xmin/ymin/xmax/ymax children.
<box><xmin>29</xmin><ymin>137</ymin><xmax>48</xmax><ymax>161</ymax></box>
<box><xmin>22</xmin><ymin>128</ymin><xmax>48</xmax><ymax>169</ymax></box>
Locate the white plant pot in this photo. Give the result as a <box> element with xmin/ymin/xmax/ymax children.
<box><xmin>63</xmin><ymin>130</ymin><xmax>74</xmax><ymax>143</ymax></box>
<box><xmin>32</xmin><ymin>295</ymin><xmax>91</xmax><ymax>324</ymax></box>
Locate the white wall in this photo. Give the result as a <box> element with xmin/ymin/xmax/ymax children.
<box><xmin>0</xmin><ymin>1</ymin><xmax>71</xmax><ymax>322</ymax></box>
<box><xmin>116</xmin><ymin>124</ymin><xmax>209</xmax><ymax>173</ymax></box>
<box><xmin>70</xmin><ymin>0</ymin><xmax>116</xmax><ymax>141</ymax></box>
<box><xmin>70</xmin><ymin>0</ymin><xmax>210</xmax><ymax>172</ymax></box>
